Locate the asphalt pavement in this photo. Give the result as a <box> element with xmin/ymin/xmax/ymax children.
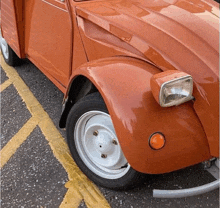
<box><xmin>1</xmin><ymin>57</ymin><xmax>219</xmax><ymax>208</ymax></box>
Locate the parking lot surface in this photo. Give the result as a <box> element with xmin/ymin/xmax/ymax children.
<box><xmin>1</xmin><ymin>55</ymin><xmax>219</xmax><ymax>207</ymax></box>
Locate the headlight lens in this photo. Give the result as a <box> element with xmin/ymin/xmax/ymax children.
<box><xmin>159</xmin><ymin>75</ymin><xmax>193</xmax><ymax>107</ymax></box>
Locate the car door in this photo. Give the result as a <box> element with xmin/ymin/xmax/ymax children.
<box><xmin>25</xmin><ymin>0</ymin><xmax>72</xmax><ymax>89</ymax></box>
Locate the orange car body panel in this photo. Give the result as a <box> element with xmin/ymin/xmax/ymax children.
<box><xmin>24</xmin><ymin>0</ymin><xmax>73</xmax><ymax>89</ymax></box>
<box><xmin>1</xmin><ymin>0</ymin><xmax>23</xmax><ymax>57</ymax></box>
<box><xmin>68</xmin><ymin>57</ymin><xmax>211</xmax><ymax>174</ymax></box>
<box><xmin>1</xmin><ymin>0</ymin><xmax>219</xmax><ymax>173</ymax></box>
<box><xmin>73</xmin><ymin>0</ymin><xmax>219</xmax><ymax>160</ymax></box>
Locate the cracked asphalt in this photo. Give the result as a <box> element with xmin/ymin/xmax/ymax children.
<box><xmin>0</xmin><ymin>58</ymin><xmax>219</xmax><ymax>207</ymax></box>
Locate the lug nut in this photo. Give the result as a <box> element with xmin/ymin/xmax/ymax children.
<box><xmin>93</xmin><ymin>131</ymin><xmax>99</xmax><ymax>136</ymax></box>
<box><xmin>112</xmin><ymin>139</ymin><xmax>118</xmax><ymax>145</ymax></box>
<box><xmin>101</xmin><ymin>154</ymin><xmax>107</xmax><ymax>158</ymax></box>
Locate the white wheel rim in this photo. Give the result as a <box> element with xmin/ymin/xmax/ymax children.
<box><xmin>0</xmin><ymin>31</ymin><xmax>9</xmax><ymax>60</ymax></box>
<box><xmin>74</xmin><ymin>111</ymin><xmax>130</xmax><ymax>179</ymax></box>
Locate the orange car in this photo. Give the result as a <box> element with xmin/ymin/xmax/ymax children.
<box><xmin>1</xmin><ymin>0</ymin><xmax>219</xmax><ymax>197</ymax></box>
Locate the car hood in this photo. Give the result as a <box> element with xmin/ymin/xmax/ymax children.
<box><xmin>76</xmin><ymin>0</ymin><xmax>219</xmax><ymax>74</ymax></box>
<box><xmin>76</xmin><ymin>0</ymin><xmax>219</xmax><ymax>156</ymax></box>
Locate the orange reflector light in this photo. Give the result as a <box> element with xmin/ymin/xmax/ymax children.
<box><xmin>149</xmin><ymin>133</ymin><xmax>165</xmax><ymax>150</ymax></box>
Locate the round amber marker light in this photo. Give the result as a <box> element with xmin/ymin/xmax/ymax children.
<box><xmin>149</xmin><ymin>133</ymin><xmax>165</xmax><ymax>150</ymax></box>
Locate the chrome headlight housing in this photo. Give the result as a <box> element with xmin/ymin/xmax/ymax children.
<box><xmin>151</xmin><ymin>71</ymin><xmax>194</xmax><ymax>107</ymax></box>
<box><xmin>159</xmin><ymin>75</ymin><xmax>193</xmax><ymax>107</ymax></box>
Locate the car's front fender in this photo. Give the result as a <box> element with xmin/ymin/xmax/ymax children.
<box><xmin>64</xmin><ymin>57</ymin><xmax>211</xmax><ymax>174</ymax></box>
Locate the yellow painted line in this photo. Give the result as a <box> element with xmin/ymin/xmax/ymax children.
<box><xmin>0</xmin><ymin>117</ymin><xmax>38</xmax><ymax>168</ymax></box>
<box><xmin>1</xmin><ymin>56</ymin><xmax>110</xmax><ymax>208</ymax></box>
<box><xmin>60</xmin><ymin>185</ymin><xmax>83</xmax><ymax>208</ymax></box>
<box><xmin>0</xmin><ymin>79</ymin><xmax>12</xmax><ymax>92</ymax></box>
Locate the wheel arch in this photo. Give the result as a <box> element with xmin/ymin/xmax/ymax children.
<box><xmin>60</xmin><ymin>56</ymin><xmax>210</xmax><ymax>174</ymax></box>
<box><xmin>59</xmin><ymin>75</ymin><xmax>98</xmax><ymax>128</ymax></box>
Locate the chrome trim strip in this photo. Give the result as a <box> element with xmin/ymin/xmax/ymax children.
<box><xmin>42</xmin><ymin>0</ymin><xmax>68</xmax><ymax>12</ymax></box>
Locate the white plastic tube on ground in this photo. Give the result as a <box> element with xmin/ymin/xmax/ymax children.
<box><xmin>153</xmin><ymin>179</ymin><xmax>220</xmax><ymax>198</ymax></box>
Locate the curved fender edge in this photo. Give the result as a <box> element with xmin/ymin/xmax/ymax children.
<box><xmin>63</xmin><ymin>57</ymin><xmax>211</xmax><ymax>174</ymax></box>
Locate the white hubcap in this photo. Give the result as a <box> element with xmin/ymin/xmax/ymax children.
<box><xmin>75</xmin><ymin>111</ymin><xmax>130</xmax><ymax>179</ymax></box>
<box><xmin>0</xmin><ymin>31</ymin><xmax>9</xmax><ymax>60</ymax></box>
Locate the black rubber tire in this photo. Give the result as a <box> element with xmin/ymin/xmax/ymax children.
<box><xmin>1</xmin><ymin>40</ymin><xmax>20</xmax><ymax>66</ymax></box>
<box><xmin>66</xmin><ymin>92</ymin><xmax>143</xmax><ymax>190</ymax></box>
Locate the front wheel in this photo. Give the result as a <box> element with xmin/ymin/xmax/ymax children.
<box><xmin>66</xmin><ymin>93</ymin><xmax>143</xmax><ymax>189</ymax></box>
